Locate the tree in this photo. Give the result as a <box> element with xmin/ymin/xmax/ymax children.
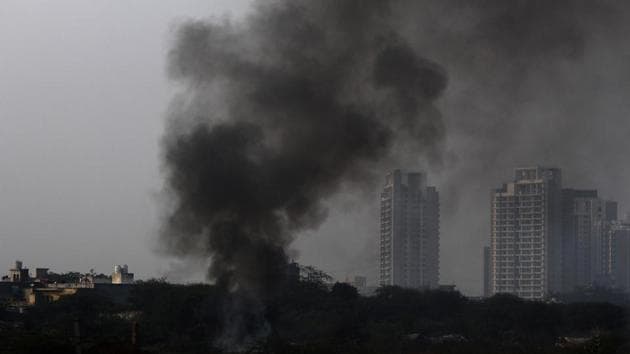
<box><xmin>330</xmin><ymin>282</ymin><xmax>359</xmax><ymax>301</ymax></box>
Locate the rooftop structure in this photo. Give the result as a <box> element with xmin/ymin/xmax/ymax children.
<box><xmin>112</xmin><ymin>264</ymin><xmax>134</xmax><ymax>284</ymax></box>
<box><xmin>8</xmin><ymin>260</ymin><xmax>30</xmax><ymax>283</ymax></box>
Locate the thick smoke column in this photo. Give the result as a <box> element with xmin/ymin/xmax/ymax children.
<box><xmin>161</xmin><ymin>0</ymin><xmax>445</xmax><ymax>295</ymax></box>
<box><xmin>160</xmin><ymin>0</ymin><xmax>446</xmax><ymax>345</ymax></box>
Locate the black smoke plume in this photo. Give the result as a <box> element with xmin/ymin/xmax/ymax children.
<box><xmin>160</xmin><ymin>0</ymin><xmax>446</xmax><ymax>347</ymax></box>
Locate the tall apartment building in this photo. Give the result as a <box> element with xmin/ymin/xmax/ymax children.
<box><xmin>562</xmin><ymin>189</ymin><xmax>617</xmax><ymax>291</ymax></box>
<box><xmin>490</xmin><ymin>167</ymin><xmax>563</xmax><ymax>299</ymax></box>
<box><xmin>483</xmin><ymin>246</ymin><xmax>491</xmax><ymax>297</ymax></box>
<box><xmin>607</xmin><ymin>221</ymin><xmax>630</xmax><ymax>291</ymax></box>
<box><xmin>379</xmin><ymin>170</ymin><xmax>439</xmax><ymax>289</ymax></box>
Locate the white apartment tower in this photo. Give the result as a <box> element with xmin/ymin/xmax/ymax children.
<box><xmin>490</xmin><ymin>167</ymin><xmax>563</xmax><ymax>299</ymax></box>
<box><xmin>379</xmin><ymin>170</ymin><xmax>439</xmax><ymax>289</ymax></box>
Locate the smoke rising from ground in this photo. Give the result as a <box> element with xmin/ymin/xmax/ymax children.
<box><xmin>162</xmin><ymin>0</ymin><xmax>447</xmax><ymax>292</ymax></box>
<box><xmin>160</xmin><ymin>0</ymin><xmax>447</xmax><ymax>345</ymax></box>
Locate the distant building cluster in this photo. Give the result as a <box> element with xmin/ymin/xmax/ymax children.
<box><xmin>1</xmin><ymin>261</ymin><xmax>135</xmax><ymax>306</ymax></box>
<box><xmin>3</xmin><ymin>260</ymin><xmax>51</xmax><ymax>285</ymax></box>
<box><xmin>485</xmin><ymin>166</ymin><xmax>630</xmax><ymax>300</ymax></box>
<box><xmin>5</xmin><ymin>166</ymin><xmax>629</xmax><ymax>305</ymax></box>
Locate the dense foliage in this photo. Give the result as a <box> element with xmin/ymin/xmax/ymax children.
<box><xmin>0</xmin><ymin>279</ymin><xmax>628</xmax><ymax>353</ymax></box>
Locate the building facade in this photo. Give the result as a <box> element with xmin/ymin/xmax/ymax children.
<box><xmin>112</xmin><ymin>265</ymin><xmax>134</xmax><ymax>284</ymax></box>
<box><xmin>490</xmin><ymin>167</ymin><xmax>563</xmax><ymax>299</ymax></box>
<box><xmin>608</xmin><ymin>221</ymin><xmax>630</xmax><ymax>291</ymax></box>
<box><xmin>483</xmin><ymin>246</ymin><xmax>491</xmax><ymax>297</ymax></box>
<box><xmin>562</xmin><ymin>189</ymin><xmax>617</xmax><ymax>291</ymax></box>
<box><xmin>379</xmin><ymin>170</ymin><xmax>439</xmax><ymax>289</ymax></box>
<box><xmin>8</xmin><ymin>260</ymin><xmax>29</xmax><ymax>283</ymax></box>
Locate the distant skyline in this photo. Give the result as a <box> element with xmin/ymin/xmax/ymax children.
<box><xmin>3</xmin><ymin>1</ymin><xmax>630</xmax><ymax>296</ymax></box>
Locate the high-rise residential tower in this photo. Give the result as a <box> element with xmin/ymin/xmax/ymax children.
<box><xmin>490</xmin><ymin>167</ymin><xmax>563</xmax><ymax>299</ymax></box>
<box><xmin>562</xmin><ymin>189</ymin><xmax>617</xmax><ymax>291</ymax></box>
<box><xmin>483</xmin><ymin>246</ymin><xmax>491</xmax><ymax>297</ymax></box>
<box><xmin>609</xmin><ymin>220</ymin><xmax>630</xmax><ymax>291</ymax></box>
<box><xmin>379</xmin><ymin>170</ymin><xmax>439</xmax><ymax>289</ymax></box>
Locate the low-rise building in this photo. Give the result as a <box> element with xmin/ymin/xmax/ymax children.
<box><xmin>112</xmin><ymin>265</ymin><xmax>134</xmax><ymax>284</ymax></box>
<box><xmin>609</xmin><ymin>221</ymin><xmax>630</xmax><ymax>291</ymax></box>
<box><xmin>8</xmin><ymin>261</ymin><xmax>29</xmax><ymax>283</ymax></box>
<box><xmin>23</xmin><ymin>287</ymin><xmax>82</xmax><ymax>305</ymax></box>
<box><xmin>34</xmin><ymin>268</ymin><xmax>49</xmax><ymax>281</ymax></box>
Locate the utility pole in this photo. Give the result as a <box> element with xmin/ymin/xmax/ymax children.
<box><xmin>73</xmin><ymin>318</ymin><xmax>82</xmax><ymax>354</ymax></box>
